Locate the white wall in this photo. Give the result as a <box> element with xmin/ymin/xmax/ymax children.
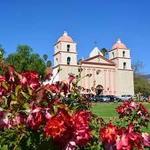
<box><xmin>115</xmin><ymin>69</ymin><xmax>134</xmax><ymax>96</ymax></box>
<box><xmin>117</xmin><ymin>58</ymin><xmax>132</xmax><ymax>70</ymax></box>
<box><xmin>54</xmin><ymin>41</ymin><xmax>77</xmax><ymax>66</ymax></box>
<box><xmin>54</xmin><ymin>41</ymin><xmax>77</xmax><ymax>53</ymax></box>
<box><xmin>109</xmin><ymin>49</ymin><xmax>130</xmax><ymax>59</ymax></box>
<box><xmin>60</xmin><ymin>52</ymin><xmax>77</xmax><ymax>65</ymax></box>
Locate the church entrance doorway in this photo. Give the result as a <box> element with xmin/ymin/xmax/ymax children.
<box><xmin>95</xmin><ymin>85</ymin><xmax>103</xmax><ymax>95</ymax></box>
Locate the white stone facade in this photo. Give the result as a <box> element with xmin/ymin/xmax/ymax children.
<box><xmin>52</xmin><ymin>32</ymin><xmax>134</xmax><ymax>97</ymax></box>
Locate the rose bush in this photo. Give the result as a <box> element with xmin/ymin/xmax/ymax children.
<box><xmin>0</xmin><ymin>61</ymin><xmax>149</xmax><ymax>150</ymax></box>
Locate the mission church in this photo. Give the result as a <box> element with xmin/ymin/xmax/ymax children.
<box><xmin>52</xmin><ymin>31</ymin><xmax>134</xmax><ymax>97</ymax></box>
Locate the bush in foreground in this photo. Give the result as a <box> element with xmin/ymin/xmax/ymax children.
<box><xmin>0</xmin><ymin>62</ymin><xmax>150</xmax><ymax>150</ymax></box>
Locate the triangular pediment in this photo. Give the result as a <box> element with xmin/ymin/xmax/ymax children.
<box><xmin>81</xmin><ymin>55</ymin><xmax>115</xmax><ymax>65</ymax></box>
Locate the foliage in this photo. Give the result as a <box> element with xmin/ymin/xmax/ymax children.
<box><xmin>100</xmin><ymin>48</ymin><xmax>108</xmax><ymax>57</ymax></box>
<box><xmin>134</xmin><ymin>74</ymin><xmax>150</xmax><ymax>96</ymax></box>
<box><xmin>99</xmin><ymin>101</ymin><xmax>150</xmax><ymax>150</ymax></box>
<box><xmin>5</xmin><ymin>45</ymin><xmax>49</xmax><ymax>78</ymax></box>
<box><xmin>116</xmin><ymin>101</ymin><xmax>150</xmax><ymax>129</ymax></box>
<box><xmin>132</xmin><ymin>60</ymin><xmax>144</xmax><ymax>74</ymax></box>
<box><xmin>0</xmin><ymin>45</ymin><xmax>5</xmax><ymax>59</ymax></box>
<box><xmin>0</xmin><ymin>61</ymin><xmax>150</xmax><ymax>150</ymax></box>
<box><xmin>43</xmin><ymin>54</ymin><xmax>52</xmax><ymax>67</ymax></box>
<box><xmin>132</xmin><ymin>60</ymin><xmax>150</xmax><ymax>97</ymax></box>
<box><xmin>0</xmin><ymin>45</ymin><xmax>5</xmax><ymax>74</ymax></box>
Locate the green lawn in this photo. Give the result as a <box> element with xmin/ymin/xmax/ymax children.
<box><xmin>91</xmin><ymin>102</ymin><xmax>150</xmax><ymax>132</ymax></box>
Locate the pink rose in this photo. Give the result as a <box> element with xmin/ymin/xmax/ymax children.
<box><xmin>142</xmin><ymin>133</ymin><xmax>150</xmax><ymax>147</ymax></box>
<box><xmin>27</xmin><ymin>107</ymin><xmax>43</xmax><ymax>130</ymax></box>
<box><xmin>0</xmin><ymin>111</ymin><xmax>9</xmax><ymax>128</ymax></box>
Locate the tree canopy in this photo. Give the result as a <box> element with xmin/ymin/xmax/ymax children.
<box><xmin>0</xmin><ymin>45</ymin><xmax>5</xmax><ymax>59</ymax></box>
<box><xmin>5</xmin><ymin>45</ymin><xmax>51</xmax><ymax>78</ymax></box>
<box><xmin>100</xmin><ymin>48</ymin><xmax>108</xmax><ymax>57</ymax></box>
<box><xmin>134</xmin><ymin>74</ymin><xmax>150</xmax><ymax>96</ymax></box>
<box><xmin>133</xmin><ymin>61</ymin><xmax>150</xmax><ymax>96</ymax></box>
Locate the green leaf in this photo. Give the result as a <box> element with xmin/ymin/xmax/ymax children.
<box><xmin>21</xmin><ymin>91</ymin><xmax>30</xmax><ymax>99</ymax></box>
<box><xmin>0</xmin><ymin>145</ymin><xmax>8</xmax><ymax>150</ymax></box>
<box><xmin>2</xmin><ymin>82</ymin><xmax>8</xmax><ymax>90</ymax></box>
<box><xmin>15</xmin><ymin>85</ymin><xmax>22</xmax><ymax>96</ymax></box>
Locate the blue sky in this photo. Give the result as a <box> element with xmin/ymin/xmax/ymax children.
<box><xmin>0</xmin><ymin>0</ymin><xmax>150</xmax><ymax>74</ymax></box>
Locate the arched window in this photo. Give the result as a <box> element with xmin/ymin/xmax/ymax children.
<box><xmin>123</xmin><ymin>51</ymin><xmax>125</xmax><ymax>57</ymax></box>
<box><xmin>67</xmin><ymin>57</ymin><xmax>71</xmax><ymax>65</ymax></box>
<box><xmin>112</xmin><ymin>52</ymin><xmax>114</xmax><ymax>58</ymax></box>
<box><xmin>123</xmin><ymin>62</ymin><xmax>126</xmax><ymax>69</ymax></box>
<box><xmin>67</xmin><ymin>44</ymin><xmax>70</xmax><ymax>52</ymax></box>
<box><xmin>56</xmin><ymin>58</ymin><xmax>58</xmax><ymax>65</ymax></box>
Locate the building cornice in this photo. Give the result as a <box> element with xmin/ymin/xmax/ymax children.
<box><xmin>53</xmin><ymin>51</ymin><xmax>77</xmax><ymax>56</ymax></box>
<box><xmin>109</xmin><ymin>48</ymin><xmax>129</xmax><ymax>52</ymax></box>
<box><xmin>118</xmin><ymin>69</ymin><xmax>133</xmax><ymax>71</ymax></box>
<box><xmin>52</xmin><ymin>63</ymin><xmax>116</xmax><ymax>70</ymax></box>
<box><xmin>110</xmin><ymin>57</ymin><xmax>131</xmax><ymax>60</ymax></box>
<box><xmin>83</xmin><ymin>54</ymin><xmax>114</xmax><ymax>64</ymax></box>
<box><xmin>52</xmin><ymin>64</ymin><xmax>79</xmax><ymax>69</ymax></box>
<box><xmin>81</xmin><ymin>61</ymin><xmax>116</xmax><ymax>66</ymax></box>
<box><xmin>54</xmin><ymin>41</ymin><xmax>74</xmax><ymax>45</ymax></box>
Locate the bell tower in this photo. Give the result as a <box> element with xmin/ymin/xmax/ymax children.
<box><xmin>109</xmin><ymin>39</ymin><xmax>132</xmax><ymax>70</ymax></box>
<box><xmin>54</xmin><ymin>31</ymin><xmax>77</xmax><ymax>66</ymax></box>
<box><xmin>108</xmin><ymin>39</ymin><xmax>134</xmax><ymax>96</ymax></box>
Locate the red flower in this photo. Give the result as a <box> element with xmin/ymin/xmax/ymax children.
<box><xmin>44</xmin><ymin>84</ymin><xmax>60</xmax><ymax>93</ymax></box>
<box><xmin>45</xmin><ymin>115</ymin><xmax>67</xmax><ymax>138</ymax></box>
<box><xmin>44</xmin><ymin>109</ymin><xmax>92</xmax><ymax>147</ymax></box>
<box><xmin>129</xmin><ymin>101</ymin><xmax>138</xmax><ymax>109</ymax></box>
<box><xmin>99</xmin><ymin>123</ymin><xmax>118</xmax><ymax>144</ymax></box>
<box><xmin>138</xmin><ymin>103</ymin><xmax>150</xmax><ymax>118</ymax></box>
<box><xmin>0</xmin><ymin>87</ymin><xmax>7</xmax><ymax>96</ymax></box>
<box><xmin>75</xmin><ymin>128</ymin><xmax>91</xmax><ymax>146</ymax></box>
<box><xmin>116</xmin><ymin>125</ymin><xmax>143</xmax><ymax>150</ymax></box>
<box><xmin>116</xmin><ymin>133</ymin><xmax>131</xmax><ymax>150</ymax></box>
<box><xmin>116</xmin><ymin>101</ymin><xmax>131</xmax><ymax>116</ymax></box>
<box><xmin>44</xmin><ymin>109</ymin><xmax>71</xmax><ymax>139</ymax></box>
<box><xmin>72</xmin><ymin>110</ymin><xmax>92</xmax><ymax>146</ymax></box>
<box><xmin>27</xmin><ymin>107</ymin><xmax>43</xmax><ymax>130</ymax></box>
<box><xmin>0</xmin><ymin>111</ymin><xmax>9</xmax><ymax>128</ymax></box>
<box><xmin>10</xmin><ymin>113</ymin><xmax>27</xmax><ymax>127</ymax></box>
<box><xmin>0</xmin><ymin>75</ymin><xmax>5</xmax><ymax>82</ymax></box>
<box><xmin>72</xmin><ymin>110</ymin><xmax>91</xmax><ymax>129</ymax></box>
<box><xmin>44</xmin><ymin>108</ymin><xmax>51</xmax><ymax>120</ymax></box>
<box><xmin>68</xmin><ymin>74</ymin><xmax>75</xmax><ymax>84</ymax></box>
<box><xmin>20</xmin><ymin>71</ymin><xmax>40</xmax><ymax>90</ymax></box>
<box><xmin>116</xmin><ymin>101</ymin><xmax>150</xmax><ymax>127</ymax></box>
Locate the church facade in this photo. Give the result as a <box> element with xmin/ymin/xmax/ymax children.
<box><xmin>52</xmin><ymin>32</ymin><xmax>134</xmax><ymax>97</ymax></box>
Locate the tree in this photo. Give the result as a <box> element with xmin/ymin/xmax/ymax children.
<box><xmin>46</xmin><ymin>60</ymin><xmax>52</xmax><ymax>67</ymax></box>
<box><xmin>0</xmin><ymin>45</ymin><xmax>5</xmax><ymax>74</ymax></box>
<box><xmin>5</xmin><ymin>45</ymin><xmax>47</xmax><ymax>78</ymax></box>
<box><xmin>132</xmin><ymin>60</ymin><xmax>144</xmax><ymax>74</ymax></box>
<box><xmin>43</xmin><ymin>54</ymin><xmax>52</xmax><ymax>67</ymax></box>
<box><xmin>100</xmin><ymin>48</ymin><xmax>108</xmax><ymax>57</ymax></box>
<box><xmin>132</xmin><ymin>61</ymin><xmax>150</xmax><ymax>97</ymax></box>
<box><xmin>0</xmin><ymin>45</ymin><xmax>5</xmax><ymax>59</ymax></box>
<box><xmin>134</xmin><ymin>74</ymin><xmax>150</xmax><ymax>96</ymax></box>
<box><xmin>43</xmin><ymin>54</ymin><xmax>48</xmax><ymax>61</ymax></box>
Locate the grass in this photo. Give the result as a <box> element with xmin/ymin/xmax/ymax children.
<box><xmin>91</xmin><ymin>102</ymin><xmax>150</xmax><ymax>132</ymax></box>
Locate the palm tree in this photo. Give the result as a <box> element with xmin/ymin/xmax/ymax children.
<box><xmin>46</xmin><ymin>60</ymin><xmax>52</xmax><ymax>67</ymax></box>
<box><xmin>43</xmin><ymin>54</ymin><xmax>48</xmax><ymax>61</ymax></box>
